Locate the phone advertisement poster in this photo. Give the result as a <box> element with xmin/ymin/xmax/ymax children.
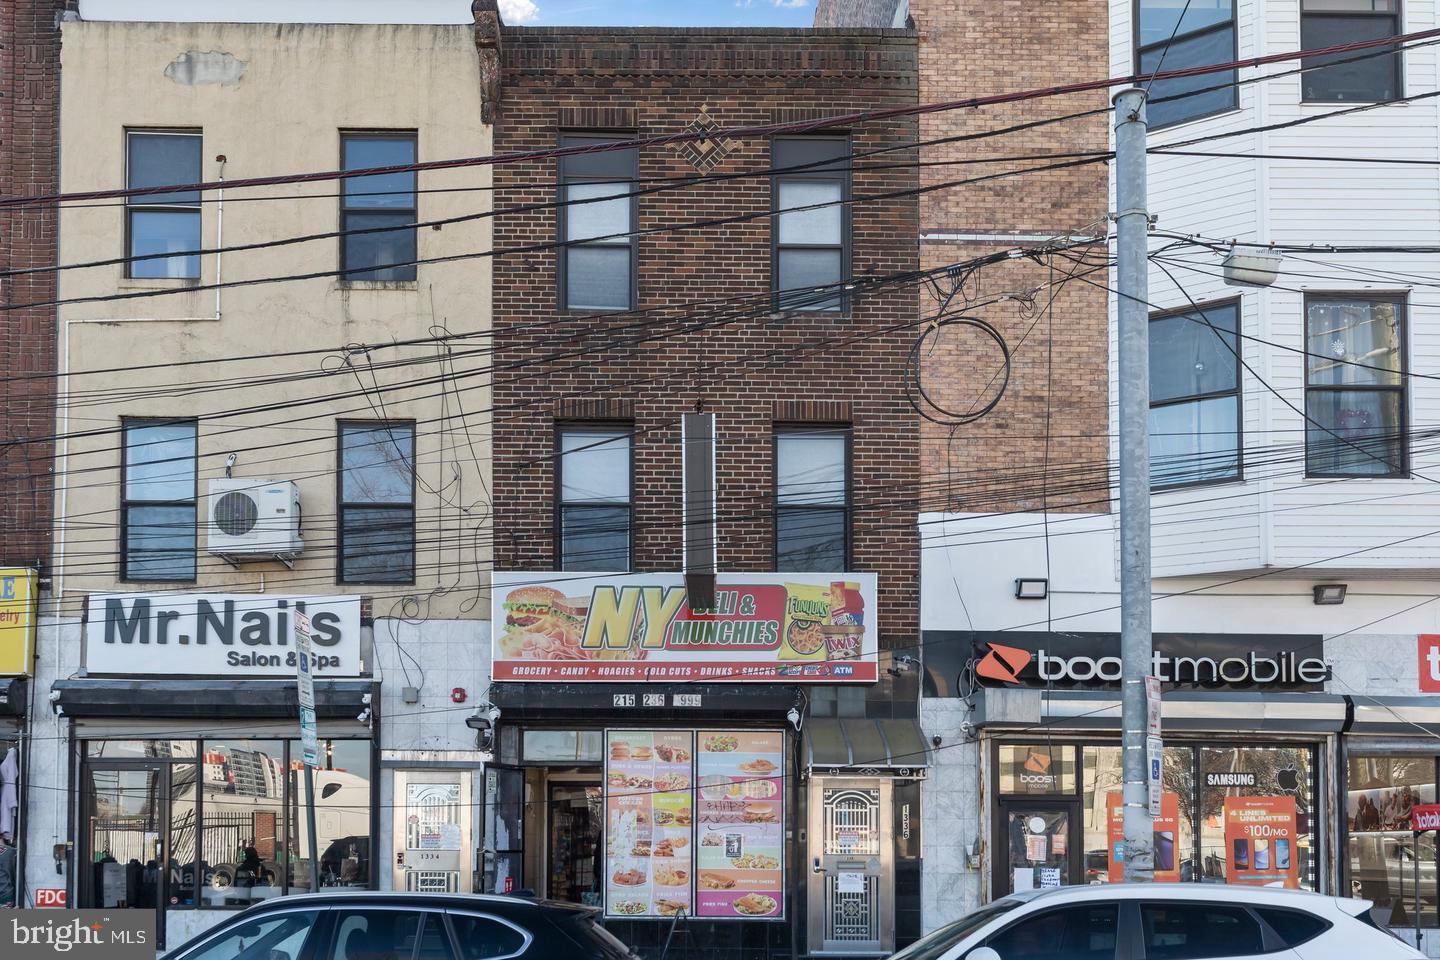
<box><xmin>694</xmin><ymin>731</ymin><xmax>785</xmax><ymax>919</ymax></box>
<box><xmin>1107</xmin><ymin>792</ymin><xmax>1182</xmax><ymax>883</ymax></box>
<box><xmin>1224</xmin><ymin>795</ymin><xmax>1299</xmax><ymax>888</ymax></box>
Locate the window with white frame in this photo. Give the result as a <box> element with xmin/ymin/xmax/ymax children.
<box><xmin>556</xmin><ymin>425</ymin><xmax>632</xmax><ymax>571</ymax></box>
<box><xmin>772</xmin><ymin>137</ymin><xmax>850</xmax><ymax>312</ymax></box>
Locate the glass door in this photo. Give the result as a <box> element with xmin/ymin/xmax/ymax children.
<box><xmin>998</xmin><ymin>800</ymin><xmax>1079</xmax><ymax>895</ymax></box>
<box><xmin>481</xmin><ymin>766</ymin><xmax>524</xmax><ymax>895</ymax></box>
<box><xmin>84</xmin><ymin>763</ymin><xmax>168</xmax><ymax>937</ymax></box>
<box><xmin>391</xmin><ymin>770</ymin><xmax>472</xmax><ymax>893</ymax></box>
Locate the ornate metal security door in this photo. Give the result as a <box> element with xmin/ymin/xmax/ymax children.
<box><xmin>808</xmin><ymin>779</ymin><xmax>893</xmax><ymax>954</ymax></box>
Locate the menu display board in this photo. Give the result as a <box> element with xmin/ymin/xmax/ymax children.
<box><xmin>605</xmin><ymin>731</ymin><xmax>695</xmax><ymax>918</ymax></box>
<box><xmin>1223</xmin><ymin>795</ymin><xmax>1299</xmax><ymax>888</ymax></box>
<box><xmin>1106</xmin><ymin>791</ymin><xmax>1181</xmax><ymax>883</ymax></box>
<box><xmin>695</xmin><ymin>731</ymin><xmax>785</xmax><ymax>919</ymax></box>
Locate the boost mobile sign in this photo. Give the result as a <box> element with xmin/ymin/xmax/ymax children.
<box><xmin>84</xmin><ymin>593</ymin><xmax>364</xmax><ymax>678</ymax></box>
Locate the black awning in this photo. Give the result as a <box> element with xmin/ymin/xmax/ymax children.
<box><xmin>487</xmin><ymin>682</ymin><xmax>799</xmax><ymax>722</ymax></box>
<box><xmin>0</xmin><ymin>678</ymin><xmax>27</xmax><ymax>717</ymax></box>
<box><xmin>52</xmin><ymin>679</ymin><xmax>374</xmax><ymax>719</ymax></box>
<box><xmin>804</xmin><ymin>718</ymin><xmax>931</xmax><ymax>773</ymax></box>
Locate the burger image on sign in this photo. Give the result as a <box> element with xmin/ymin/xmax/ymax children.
<box><xmin>499</xmin><ymin>585</ymin><xmax>646</xmax><ymax>661</ymax></box>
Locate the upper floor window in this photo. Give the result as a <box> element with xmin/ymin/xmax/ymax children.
<box><xmin>341</xmin><ymin>133</ymin><xmax>417</xmax><ymax>282</ymax></box>
<box><xmin>559</xmin><ymin>135</ymin><xmax>637</xmax><ymax>311</ymax></box>
<box><xmin>557</xmin><ymin>426</ymin><xmax>632</xmax><ymax>571</ymax></box>
<box><xmin>338</xmin><ymin>422</ymin><xmax>416</xmax><ymax>583</ymax></box>
<box><xmin>1305</xmin><ymin>294</ymin><xmax>1407</xmax><ymax>477</ymax></box>
<box><xmin>775</xmin><ymin>427</ymin><xmax>850</xmax><ymax>570</ymax></box>
<box><xmin>1301</xmin><ymin>0</ymin><xmax>1402</xmax><ymax>102</ymax></box>
<box><xmin>1149</xmin><ymin>301</ymin><xmax>1241</xmax><ymax>489</ymax></box>
<box><xmin>126</xmin><ymin>131</ymin><xmax>202</xmax><ymax>279</ymax></box>
<box><xmin>1135</xmin><ymin>0</ymin><xmax>1237</xmax><ymax>128</ymax></box>
<box><xmin>772</xmin><ymin>137</ymin><xmax>849</xmax><ymax>312</ymax></box>
<box><xmin>122</xmin><ymin>419</ymin><xmax>197</xmax><ymax>581</ymax></box>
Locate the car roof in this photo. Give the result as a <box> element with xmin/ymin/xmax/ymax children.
<box><xmin>235</xmin><ymin>891</ymin><xmax>586</xmax><ymax>916</ymax></box>
<box><xmin>1002</xmin><ymin>883</ymin><xmax>1339</xmax><ymax>907</ymax></box>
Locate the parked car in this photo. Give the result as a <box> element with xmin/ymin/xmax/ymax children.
<box><xmin>887</xmin><ymin>884</ymin><xmax>1422</xmax><ymax>960</ymax></box>
<box><xmin>161</xmin><ymin>891</ymin><xmax>638</xmax><ymax>960</ymax></box>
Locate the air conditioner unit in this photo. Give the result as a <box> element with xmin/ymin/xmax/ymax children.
<box><xmin>207</xmin><ymin>479</ymin><xmax>303</xmax><ymax>558</ymax></box>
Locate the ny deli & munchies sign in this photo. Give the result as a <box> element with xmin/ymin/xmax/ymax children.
<box><xmin>491</xmin><ymin>573</ymin><xmax>879</xmax><ymax>682</ymax></box>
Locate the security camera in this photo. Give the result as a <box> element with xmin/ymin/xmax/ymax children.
<box><xmin>48</xmin><ymin>690</ymin><xmax>60</xmax><ymax>703</ymax></box>
<box><xmin>786</xmin><ymin>706</ymin><xmax>802</xmax><ymax>731</ymax></box>
<box><xmin>932</xmin><ymin>735</ymin><xmax>943</xmax><ymax>748</ymax></box>
<box><xmin>356</xmin><ymin>707</ymin><xmax>372</xmax><ymax>724</ymax></box>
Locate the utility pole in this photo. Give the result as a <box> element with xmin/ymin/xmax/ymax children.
<box><xmin>1114</xmin><ymin>87</ymin><xmax>1155</xmax><ymax>883</ymax></box>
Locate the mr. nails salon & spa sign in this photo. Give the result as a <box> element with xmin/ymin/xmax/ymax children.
<box><xmin>83</xmin><ymin>593</ymin><xmax>363</xmax><ymax>677</ymax></box>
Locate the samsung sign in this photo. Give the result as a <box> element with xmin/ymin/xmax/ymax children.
<box><xmin>84</xmin><ymin>593</ymin><xmax>363</xmax><ymax>678</ymax></box>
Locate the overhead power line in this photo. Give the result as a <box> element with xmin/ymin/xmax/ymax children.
<box><xmin>3</xmin><ymin>26</ymin><xmax>1435</xmax><ymax>209</ymax></box>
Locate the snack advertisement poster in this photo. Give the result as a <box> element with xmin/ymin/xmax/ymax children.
<box><xmin>1106</xmin><ymin>792</ymin><xmax>1181</xmax><ymax>883</ymax></box>
<box><xmin>694</xmin><ymin>731</ymin><xmax>785</xmax><ymax>919</ymax></box>
<box><xmin>605</xmin><ymin>731</ymin><xmax>695</xmax><ymax>919</ymax></box>
<box><xmin>492</xmin><ymin>572</ymin><xmax>878</xmax><ymax>682</ymax></box>
<box><xmin>1223</xmin><ymin>795</ymin><xmax>1300</xmax><ymax>888</ymax></box>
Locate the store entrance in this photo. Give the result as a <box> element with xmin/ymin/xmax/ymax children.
<box><xmin>546</xmin><ymin>781</ymin><xmax>602</xmax><ymax>906</ymax></box>
<box><xmin>82</xmin><ymin>762</ymin><xmax>171</xmax><ymax>941</ymax></box>
<box><xmin>998</xmin><ymin>799</ymin><xmax>1081</xmax><ymax>894</ymax></box>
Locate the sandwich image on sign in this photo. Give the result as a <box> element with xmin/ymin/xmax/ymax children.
<box><xmin>499</xmin><ymin>586</ymin><xmax>640</xmax><ymax>661</ymax></box>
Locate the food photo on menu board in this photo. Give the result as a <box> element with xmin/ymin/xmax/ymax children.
<box><xmin>605</xmin><ymin>731</ymin><xmax>695</xmax><ymax>918</ymax></box>
<box><xmin>694</xmin><ymin>731</ymin><xmax>785</xmax><ymax>919</ymax></box>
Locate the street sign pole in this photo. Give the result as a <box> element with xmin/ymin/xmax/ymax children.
<box><xmin>294</xmin><ymin>610</ymin><xmax>321</xmax><ymax>893</ymax></box>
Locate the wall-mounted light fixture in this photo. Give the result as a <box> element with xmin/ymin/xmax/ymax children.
<box><xmin>1313</xmin><ymin>584</ymin><xmax>1347</xmax><ymax>606</ymax></box>
<box><xmin>1014</xmin><ymin>578</ymin><xmax>1049</xmax><ymax>600</ymax></box>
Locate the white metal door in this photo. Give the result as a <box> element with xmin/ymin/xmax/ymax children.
<box><xmin>808</xmin><ymin>779</ymin><xmax>893</xmax><ymax>955</ymax></box>
<box><xmin>391</xmin><ymin>770</ymin><xmax>472</xmax><ymax>893</ymax></box>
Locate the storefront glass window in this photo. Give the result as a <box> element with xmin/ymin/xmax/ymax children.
<box><xmin>1197</xmin><ymin>746</ymin><xmax>1314</xmax><ymax>890</ymax></box>
<box><xmin>1082</xmin><ymin>745</ymin><xmax>1193</xmax><ymax>883</ymax></box>
<box><xmin>289</xmin><ymin>739</ymin><xmax>372</xmax><ymax>891</ymax></box>
<box><xmin>201</xmin><ymin>741</ymin><xmax>285</xmax><ymax>907</ymax></box>
<box><xmin>81</xmin><ymin>737</ymin><xmax>373</xmax><ymax>915</ymax></box>
<box><xmin>998</xmin><ymin>744</ymin><xmax>1076</xmax><ymax>795</ymax></box>
<box><xmin>523</xmin><ymin>730</ymin><xmax>605</xmax><ymax>764</ymax></box>
<box><xmin>1347</xmin><ymin>755</ymin><xmax>1438</xmax><ymax>926</ymax></box>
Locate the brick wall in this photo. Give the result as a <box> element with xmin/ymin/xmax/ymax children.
<box><xmin>0</xmin><ymin>1</ymin><xmax>66</xmax><ymax>569</ymax></box>
<box><xmin>816</xmin><ymin>1</ymin><xmax>1113</xmax><ymax>514</ymax></box>
<box><xmin>492</xmin><ymin>28</ymin><xmax>922</xmax><ymax>651</ymax></box>
<box><xmin>911</xmin><ymin>0</ymin><xmax>1111</xmax><ymax>514</ymax></box>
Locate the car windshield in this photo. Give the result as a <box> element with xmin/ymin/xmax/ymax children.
<box><xmin>887</xmin><ymin>900</ymin><xmax>1023</xmax><ymax>960</ymax></box>
<box><xmin>564</xmin><ymin>914</ymin><xmax>637</xmax><ymax>959</ymax></box>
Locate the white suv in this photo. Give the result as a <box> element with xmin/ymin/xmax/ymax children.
<box><xmin>892</xmin><ymin>884</ymin><xmax>1422</xmax><ymax>960</ymax></box>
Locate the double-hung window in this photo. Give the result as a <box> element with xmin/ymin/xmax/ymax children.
<box><xmin>340</xmin><ymin>132</ymin><xmax>417</xmax><ymax>281</ymax></box>
<box><xmin>775</xmin><ymin>427</ymin><xmax>850</xmax><ymax>570</ymax></box>
<box><xmin>556</xmin><ymin>426</ymin><xmax>632</xmax><ymax>571</ymax></box>
<box><xmin>1301</xmin><ymin>1</ymin><xmax>1402</xmax><ymax>102</ymax></box>
<box><xmin>772</xmin><ymin>137</ymin><xmax>849</xmax><ymax>312</ymax></box>
<box><xmin>338</xmin><ymin>422</ymin><xmax>416</xmax><ymax>583</ymax></box>
<box><xmin>1135</xmin><ymin>0</ymin><xmax>1238</xmax><ymax>128</ymax></box>
<box><xmin>558</xmin><ymin>135</ymin><xmax>637</xmax><ymax>311</ymax></box>
<box><xmin>126</xmin><ymin>131</ymin><xmax>202</xmax><ymax>279</ymax></box>
<box><xmin>1305</xmin><ymin>294</ymin><xmax>1407</xmax><ymax>477</ymax></box>
<box><xmin>122</xmin><ymin>419</ymin><xmax>197</xmax><ymax>581</ymax></box>
<box><xmin>1148</xmin><ymin>301</ymin><xmax>1241</xmax><ymax>488</ymax></box>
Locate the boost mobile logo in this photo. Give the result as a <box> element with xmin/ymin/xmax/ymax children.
<box><xmin>975</xmin><ymin>642</ymin><xmax>1032</xmax><ymax>685</ymax></box>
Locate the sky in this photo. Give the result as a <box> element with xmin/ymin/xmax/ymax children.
<box><xmin>78</xmin><ymin>0</ymin><xmax>819</xmax><ymax>28</ymax></box>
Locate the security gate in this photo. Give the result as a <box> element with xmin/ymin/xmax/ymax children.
<box><xmin>808</xmin><ymin>779</ymin><xmax>893</xmax><ymax>955</ymax></box>
<box><xmin>391</xmin><ymin>770</ymin><xmax>472</xmax><ymax>893</ymax></box>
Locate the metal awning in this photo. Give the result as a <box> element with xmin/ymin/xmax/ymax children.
<box><xmin>52</xmin><ymin>678</ymin><xmax>374</xmax><ymax>719</ymax></box>
<box><xmin>974</xmin><ymin>688</ymin><xmax>1349</xmax><ymax>733</ymax></box>
<box><xmin>804</xmin><ymin>718</ymin><xmax>931</xmax><ymax>774</ymax></box>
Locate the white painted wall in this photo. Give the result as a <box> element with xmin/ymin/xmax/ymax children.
<box><xmin>1108</xmin><ymin>0</ymin><xmax>1440</xmax><ymax>577</ymax></box>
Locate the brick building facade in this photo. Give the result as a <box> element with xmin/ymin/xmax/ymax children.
<box><xmin>0</xmin><ymin>1</ymin><xmax>68</xmax><ymax>568</ymax></box>
<box><xmin>817</xmin><ymin>0</ymin><xmax>1111</xmax><ymax>514</ymax></box>
<box><xmin>486</xmin><ymin>24</ymin><xmax>929</xmax><ymax>957</ymax></box>
<box><xmin>491</xmin><ymin>28</ymin><xmax>922</xmax><ymax>648</ymax></box>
